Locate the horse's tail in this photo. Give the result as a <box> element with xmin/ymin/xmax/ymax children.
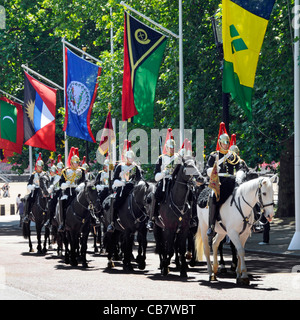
<box><xmin>22</xmin><ymin>222</ymin><xmax>29</xmax><ymax>239</ymax></box>
<box><xmin>194</xmin><ymin>225</ymin><xmax>204</xmax><ymax>261</ymax></box>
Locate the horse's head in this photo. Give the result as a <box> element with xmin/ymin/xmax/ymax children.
<box><xmin>133</xmin><ymin>180</ymin><xmax>148</xmax><ymax>206</ymax></box>
<box><xmin>84</xmin><ymin>180</ymin><xmax>99</xmax><ymax>205</ymax></box>
<box><xmin>39</xmin><ymin>174</ymin><xmax>50</xmax><ymax>197</ymax></box>
<box><xmin>180</xmin><ymin>156</ymin><xmax>205</xmax><ymax>185</ymax></box>
<box><xmin>256</xmin><ymin>175</ymin><xmax>276</xmax><ymax>221</ymax></box>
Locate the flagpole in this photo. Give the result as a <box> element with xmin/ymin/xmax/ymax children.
<box><xmin>120</xmin><ymin>1</ymin><xmax>179</xmax><ymax>39</ymax></box>
<box><xmin>0</xmin><ymin>89</ymin><xmax>24</xmax><ymax>104</ymax></box>
<box><xmin>179</xmin><ymin>0</ymin><xmax>184</xmax><ymax>146</ymax></box>
<box><xmin>21</xmin><ymin>65</ymin><xmax>64</xmax><ymax>91</ymax></box>
<box><xmin>62</xmin><ymin>38</ymin><xmax>102</xmax><ymax>65</ymax></box>
<box><xmin>289</xmin><ymin>0</ymin><xmax>300</xmax><ymax>250</ymax></box>
<box><xmin>62</xmin><ymin>37</ymin><xmax>68</xmax><ymax>167</ymax></box>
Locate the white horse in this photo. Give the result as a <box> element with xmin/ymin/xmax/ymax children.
<box><xmin>195</xmin><ymin>175</ymin><xmax>276</xmax><ymax>285</ymax></box>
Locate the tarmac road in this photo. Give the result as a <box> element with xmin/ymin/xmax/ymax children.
<box><xmin>1</xmin><ymin>215</ymin><xmax>300</xmax><ymax>301</ymax></box>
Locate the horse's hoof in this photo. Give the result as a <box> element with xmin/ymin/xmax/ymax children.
<box><xmin>180</xmin><ymin>270</ymin><xmax>188</xmax><ymax>278</ymax></box>
<box><xmin>161</xmin><ymin>267</ymin><xmax>169</xmax><ymax>276</ymax></box>
<box><xmin>123</xmin><ymin>264</ymin><xmax>133</xmax><ymax>272</ymax></box>
<box><xmin>82</xmin><ymin>262</ymin><xmax>88</xmax><ymax>268</ymax></box>
<box><xmin>237</xmin><ymin>277</ymin><xmax>250</xmax><ymax>286</ymax></box>
<box><xmin>185</xmin><ymin>251</ymin><xmax>192</xmax><ymax>260</ymax></box>
<box><xmin>219</xmin><ymin>267</ymin><xmax>227</xmax><ymax>274</ymax></box>
<box><xmin>138</xmin><ymin>261</ymin><xmax>146</xmax><ymax>270</ymax></box>
<box><xmin>209</xmin><ymin>274</ymin><xmax>218</xmax><ymax>282</ymax></box>
<box><xmin>108</xmin><ymin>260</ymin><xmax>115</xmax><ymax>268</ymax></box>
<box><xmin>29</xmin><ymin>248</ymin><xmax>34</xmax><ymax>253</ymax></box>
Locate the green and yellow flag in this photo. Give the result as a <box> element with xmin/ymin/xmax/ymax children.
<box><xmin>222</xmin><ymin>0</ymin><xmax>275</xmax><ymax>120</ymax></box>
<box><xmin>122</xmin><ymin>12</ymin><xmax>167</xmax><ymax>127</ymax></box>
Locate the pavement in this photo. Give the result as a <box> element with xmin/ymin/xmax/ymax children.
<box><xmin>0</xmin><ymin>182</ymin><xmax>299</xmax><ymax>258</ymax></box>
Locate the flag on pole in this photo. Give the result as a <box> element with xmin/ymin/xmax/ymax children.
<box><xmin>0</xmin><ymin>97</ymin><xmax>24</xmax><ymax>154</ymax></box>
<box><xmin>122</xmin><ymin>12</ymin><xmax>167</xmax><ymax>127</ymax></box>
<box><xmin>222</xmin><ymin>0</ymin><xmax>275</xmax><ymax>120</ymax></box>
<box><xmin>98</xmin><ymin>107</ymin><xmax>116</xmax><ymax>155</ymax></box>
<box><xmin>63</xmin><ymin>47</ymin><xmax>101</xmax><ymax>142</ymax></box>
<box><xmin>23</xmin><ymin>72</ymin><xmax>57</xmax><ymax>151</ymax></box>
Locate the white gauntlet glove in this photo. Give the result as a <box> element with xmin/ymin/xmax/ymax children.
<box><xmin>155</xmin><ymin>171</ymin><xmax>165</xmax><ymax>182</ymax></box>
<box><xmin>76</xmin><ymin>182</ymin><xmax>85</xmax><ymax>192</ymax></box>
<box><xmin>112</xmin><ymin>179</ymin><xmax>125</xmax><ymax>189</ymax></box>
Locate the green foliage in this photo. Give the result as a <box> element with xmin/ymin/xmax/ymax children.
<box><xmin>0</xmin><ymin>0</ymin><xmax>294</xmax><ymax>174</ymax></box>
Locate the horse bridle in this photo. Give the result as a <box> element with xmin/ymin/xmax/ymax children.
<box><xmin>256</xmin><ymin>179</ymin><xmax>274</xmax><ymax>213</ymax></box>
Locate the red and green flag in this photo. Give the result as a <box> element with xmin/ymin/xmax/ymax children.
<box><xmin>222</xmin><ymin>0</ymin><xmax>275</xmax><ymax>120</ymax></box>
<box><xmin>0</xmin><ymin>97</ymin><xmax>24</xmax><ymax>154</ymax></box>
<box><xmin>122</xmin><ymin>12</ymin><xmax>167</xmax><ymax>127</ymax></box>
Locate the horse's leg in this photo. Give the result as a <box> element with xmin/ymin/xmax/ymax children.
<box><xmin>136</xmin><ymin>228</ymin><xmax>147</xmax><ymax>270</ymax></box>
<box><xmin>123</xmin><ymin>231</ymin><xmax>134</xmax><ymax>272</ymax></box>
<box><xmin>64</xmin><ymin>231</ymin><xmax>70</xmax><ymax>264</ymax></box>
<box><xmin>228</xmin><ymin>231</ymin><xmax>249</xmax><ymax>285</ymax></box>
<box><xmin>36</xmin><ymin>222</ymin><xmax>43</xmax><ymax>254</ymax></box>
<box><xmin>230</xmin><ymin>240</ymin><xmax>238</xmax><ymax>272</ymax></box>
<box><xmin>24</xmin><ymin>221</ymin><xmax>34</xmax><ymax>253</ymax></box>
<box><xmin>43</xmin><ymin>225</ymin><xmax>50</xmax><ymax>254</ymax></box>
<box><xmin>80</xmin><ymin>231</ymin><xmax>89</xmax><ymax>268</ymax></box>
<box><xmin>178</xmin><ymin>231</ymin><xmax>189</xmax><ymax>278</ymax></box>
<box><xmin>212</xmin><ymin>233</ymin><xmax>226</xmax><ymax>279</ymax></box>
<box><xmin>218</xmin><ymin>239</ymin><xmax>226</xmax><ymax>273</ymax></box>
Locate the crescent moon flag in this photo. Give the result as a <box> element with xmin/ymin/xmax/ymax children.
<box><xmin>222</xmin><ymin>0</ymin><xmax>275</xmax><ymax>120</ymax></box>
<box><xmin>0</xmin><ymin>96</ymin><xmax>24</xmax><ymax>154</ymax></box>
<box><xmin>122</xmin><ymin>12</ymin><xmax>167</xmax><ymax>127</ymax></box>
<box><xmin>63</xmin><ymin>47</ymin><xmax>101</xmax><ymax>142</ymax></box>
<box><xmin>23</xmin><ymin>72</ymin><xmax>57</xmax><ymax>151</ymax></box>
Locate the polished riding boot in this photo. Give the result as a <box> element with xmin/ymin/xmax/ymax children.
<box><xmin>58</xmin><ymin>199</ymin><xmax>65</xmax><ymax>232</ymax></box>
<box><xmin>207</xmin><ymin>196</ymin><xmax>219</xmax><ymax>243</ymax></box>
<box><xmin>107</xmin><ymin>201</ymin><xmax>117</xmax><ymax>233</ymax></box>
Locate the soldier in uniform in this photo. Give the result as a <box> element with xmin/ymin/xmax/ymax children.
<box><xmin>205</xmin><ymin>123</ymin><xmax>247</xmax><ymax>241</ymax></box>
<box><xmin>44</xmin><ymin>155</ymin><xmax>64</xmax><ymax>228</ymax></box>
<box><xmin>23</xmin><ymin>153</ymin><xmax>47</xmax><ymax>223</ymax></box>
<box><xmin>58</xmin><ymin>147</ymin><xmax>86</xmax><ymax>232</ymax></box>
<box><xmin>147</xmin><ymin>128</ymin><xmax>181</xmax><ymax>230</ymax></box>
<box><xmin>107</xmin><ymin>141</ymin><xmax>142</xmax><ymax>232</ymax></box>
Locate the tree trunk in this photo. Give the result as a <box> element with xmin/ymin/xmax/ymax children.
<box><xmin>276</xmin><ymin>136</ymin><xmax>294</xmax><ymax>217</ymax></box>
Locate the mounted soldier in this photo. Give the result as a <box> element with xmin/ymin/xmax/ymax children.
<box><xmin>205</xmin><ymin>123</ymin><xmax>248</xmax><ymax>242</ymax></box>
<box><xmin>147</xmin><ymin>128</ymin><xmax>181</xmax><ymax>230</ymax></box>
<box><xmin>107</xmin><ymin>140</ymin><xmax>142</xmax><ymax>232</ymax></box>
<box><xmin>23</xmin><ymin>153</ymin><xmax>47</xmax><ymax>223</ymax></box>
<box><xmin>44</xmin><ymin>154</ymin><xmax>64</xmax><ymax>228</ymax></box>
<box><xmin>58</xmin><ymin>147</ymin><xmax>85</xmax><ymax>232</ymax></box>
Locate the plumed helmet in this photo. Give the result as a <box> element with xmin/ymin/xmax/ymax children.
<box><xmin>230</xmin><ymin>144</ymin><xmax>240</xmax><ymax>154</ymax></box>
<box><xmin>36</xmin><ymin>152</ymin><xmax>44</xmax><ymax>167</ymax></box>
<box><xmin>56</xmin><ymin>154</ymin><xmax>64</xmax><ymax>169</ymax></box>
<box><xmin>125</xmin><ymin>150</ymin><xmax>135</xmax><ymax>161</ymax></box>
<box><xmin>219</xmin><ymin>133</ymin><xmax>230</xmax><ymax>145</ymax></box>
<box><xmin>81</xmin><ymin>156</ymin><xmax>89</xmax><ymax>170</ymax></box>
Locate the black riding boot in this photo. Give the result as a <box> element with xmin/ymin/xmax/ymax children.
<box><xmin>58</xmin><ymin>199</ymin><xmax>65</xmax><ymax>232</ymax></box>
<box><xmin>207</xmin><ymin>196</ymin><xmax>219</xmax><ymax>244</ymax></box>
<box><xmin>107</xmin><ymin>201</ymin><xmax>118</xmax><ymax>233</ymax></box>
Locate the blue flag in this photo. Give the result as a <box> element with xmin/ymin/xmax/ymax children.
<box><xmin>63</xmin><ymin>47</ymin><xmax>101</xmax><ymax>142</ymax></box>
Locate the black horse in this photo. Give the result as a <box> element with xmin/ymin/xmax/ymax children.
<box><xmin>102</xmin><ymin>180</ymin><xmax>150</xmax><ymax>272</ymax></box>
<box><xmin>22</xmin><ymin>175</ymin><xmax>50</xmax><ymax>254</ymax></box>
<box><xmin>63</xmin><ymin>180</ymin><xmax>100</xmax><ymax>268</ymax></box>
<box><xmin>154</xmin><ymin>156</ymin><xmax>204</xmax><ymax>277</ymax></box>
